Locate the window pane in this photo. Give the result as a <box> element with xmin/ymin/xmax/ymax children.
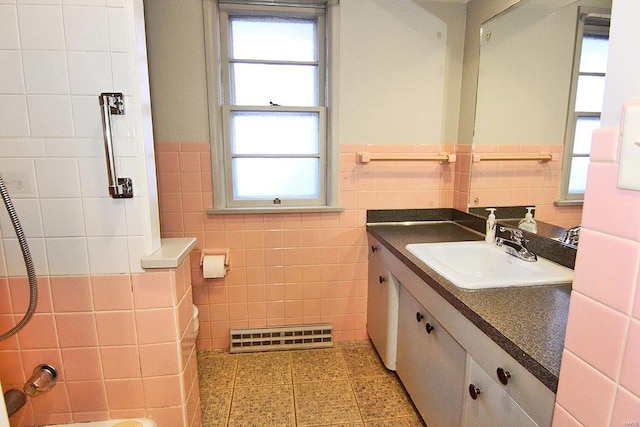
<box><xmin>231</xmin><ymin>63</ymin><xmax>318</xmax><ymax>106</ymax></box>
<box><xmin>233</xmin><ymin>158</ymin><xmax>319</xmax><ymax>199</ymax></box>
<box><xmin>231</xmin><ymin>111</ymin><xmax>319</xmax><ymax>155</ymax></box>
<box><xmin>568</xmin><ymin>157</ymin><xmax>590</xmax><ymax>194</ymax></box>
<box><xmin>230</xmin><ymin>16</ymin><xmax>317</xmax><ymax>61</ymax></box>
<box><xmin>575</xmin><ymin>75</ymin><xmax>605</xmax><ymax>112</ymax></box>
<box><xmin>579</xmin><ymin>35</ymin><xmax>609</xmax><ymax>73</ymax></box>
<box><xmin>573</xmin><ymin>116</ymin><xmax>600</xmax><ymax>155</ymax></box>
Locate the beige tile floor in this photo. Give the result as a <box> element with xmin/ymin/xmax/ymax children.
<box><xmin>197</xmin><ymin>340</ymin><xmax>426</xmax><ymax>427</ymax></box>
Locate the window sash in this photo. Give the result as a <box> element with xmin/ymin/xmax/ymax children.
<box><xmin>207</xmin><ymin>2</ymin><xmax>331</xmax><ymax>210</ymax></box>
<box><xmin>560</xmin><ymin>8</ymin><xmax>609</xmax><ymax>202</ymax></box>
<box><xmin>220</xmin><ymin>7</ymin><xmax>325</xmax><ymax>107</ymax></box>
<box><xmin>221</xmin><ymin>106</ymin><xmax>327</xmax><ymax>208</ymax></box>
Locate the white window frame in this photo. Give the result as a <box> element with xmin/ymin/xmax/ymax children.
<box><xmin>204</xmin><ymin>0</ymin><xmax>342</xmax><ymax>214</ymax></box>
<box><xmin>559</xmin><ymin>7</ymin><xmax>610</xmax><ymax>204</ymax></box>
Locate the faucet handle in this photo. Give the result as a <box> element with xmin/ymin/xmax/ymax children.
<box><xmin>499</xmin><ymin>227</ymin><xmax>525</xmax><ymax>244</ymax></box>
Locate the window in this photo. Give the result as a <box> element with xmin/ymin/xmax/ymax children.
<box><xmin>560</xmin><ymin>10</ymin><xmax>610</xmax><ymax>202</ymax></box>
<box><xmin>204</xmin><ymin>0</ymin><xmax>340</xmax><ymax>213</ymax></box>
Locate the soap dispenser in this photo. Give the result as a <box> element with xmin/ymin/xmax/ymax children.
<box><xmin>518</xmin><ymin>207</ymin><xmax>538</xmax><ymax>233</ymax></box>
<box><xmin>485</xmin><ymin>208</ymin><xmax>497</xmax><ymax>244</ymax></box>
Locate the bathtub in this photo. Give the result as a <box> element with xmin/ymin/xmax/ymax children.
<box><xmin>45</xmin><ymin>419</ymin><xmax>156</xmax><ymax>427</ymax></box>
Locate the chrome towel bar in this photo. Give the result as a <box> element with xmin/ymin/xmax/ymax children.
<box><xmin>99</xmin><ymin>92</ymin><xmax>133</xmax><ymax>198</ymax></box>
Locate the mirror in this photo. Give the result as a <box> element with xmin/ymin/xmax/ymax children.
<box><xmin>468</xmin><ymin>0</ymin><xmax>611</xmax><ymax>234</ymax></box>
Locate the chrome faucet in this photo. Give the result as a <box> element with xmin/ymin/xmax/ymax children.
<box><xmin>561</xmin><ymin>225</ymin><xmax>581</xmax><ymax>246</ymax></box>
<box><xmin>496</xmin><ymin>227</ymin><xmax>537</xmax><ymax>262</ymax></box>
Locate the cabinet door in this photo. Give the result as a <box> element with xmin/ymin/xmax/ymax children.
<box><xmin>463</xmin><ymin>357</ymin><xmax>538</xmax><ymax>427</ymax></box>
<box><xmin>396</xmin><ymin>286</ymin><xmax>465</xmax><ymax>427</ymax></box>
<box><xmin>366</xmin><ymin>239</ymin><xmax>399</xmax><ymax>370</ymax></box>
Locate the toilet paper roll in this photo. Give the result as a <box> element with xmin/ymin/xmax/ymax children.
<box><xmin>202</xmin><ymin>255</ymin><xmax>226</xmax><ymax>278</ymax></box>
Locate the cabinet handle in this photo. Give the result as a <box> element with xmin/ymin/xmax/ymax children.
<box><xmin>371</xmin><ymin>245</ymin><xmax>378</xmax><ymax>253</ymax></box>
<box><xmin>425</xmin><ymin>322</ymin><xmax>434</xmax><ymax>334</ymax></box>
<box><xmin>416</xmin><ymin>312</ymin><xmax>424</xmax><ymax>322</ymax></box>
<box><xmin>468</xmin><ymin>384</ymin><xmax>481</xmax><ymax>400</ymax></box>
<box><xmin>379</xmin><ymin>276</ymin><xmax>386</xmax><ymax>284</ymax></box>
<box><xmin>497</xmin><ymin>367</ymin><xmax>511</xmax><ymax>385</ymax></box>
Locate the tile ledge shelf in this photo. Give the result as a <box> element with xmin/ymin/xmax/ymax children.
<box><xmin>140</xmin><ymin>237</ymin><xmax>197</xmax><ymax>269</ymax></box>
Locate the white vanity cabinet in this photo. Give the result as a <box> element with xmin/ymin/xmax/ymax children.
<box><xmin>396</xmin><ymin>286</ymin><xmax>466</xmax><ymax>427</ymax></box>
<box><xmin>366</xmin><ymin>232</ymin><xmax>557</xmax><ymax>427</ymax></box>
<box><xmin>463</xmin><ymin>356</ymin><xmax>538</xmax><ymax>427</ymax></box>
<box><xmin>366</xmin><ymin>237</ymin><xmax>400</xmax><ymax>370</ymax></box>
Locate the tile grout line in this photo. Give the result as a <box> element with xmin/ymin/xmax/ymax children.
<box><xmin>342</xmin><ymin>344</ymin><xmax>367</xmax><ymax>426</ymax></box>
<box><xmin>290</xmin><ymin>352</ymin><xmax>298</xmax><ymax>427</ymax></box>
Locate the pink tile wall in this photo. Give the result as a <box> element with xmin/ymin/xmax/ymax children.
<box><xmin>0</xmin><ymin>256</ymin><xmax>201</xmax><ymax>427</ymax></box>
<box><xmin>468</xmin><ymin>144</ymin><xmax>583</xmax><ymax>227</ymax></box>
<box><xmin>155</xmin><ymin>142</ymin><xmax>456</xmax><ymax>350</ymax></box>
<box><xmin>554</xmin><ymin>118</ymin><xmax>640</xmax><ymax>424</ymax></box>
<box><xmin>453</xmin><ymin>144</ymin><xmax>472</xmax><ymax>211</ymax></box>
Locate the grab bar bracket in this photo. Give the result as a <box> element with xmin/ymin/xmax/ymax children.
<box><xmin>102</xmin><ymin>92</ymin><xmax>125</xmax><ymax>115</ymax></box>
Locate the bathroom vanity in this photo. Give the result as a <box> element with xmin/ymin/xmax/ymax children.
<box><xmin>366</xmin><ymin>210</ymin><xmax>573</xmax><ymax>427</ymax></box>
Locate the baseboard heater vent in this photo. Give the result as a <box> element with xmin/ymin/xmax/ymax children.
<box><xmin>230</xmin><ymin>323</ymin><xmax>333</xmax><ymax>353</ymax></box>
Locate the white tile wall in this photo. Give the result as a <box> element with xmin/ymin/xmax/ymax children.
<box><xmin>87</xmin><ymin>236</ymin><xmax>129</xmax><ymax>273</ymax></box>
<box><xmin>22</xmin><ymin>51</ymin><xmax>69</xmax><ymax>94</ymax></box>
<box><xmin>0</xmin><ymin>0</ymin><xmax>157</xmax><ymax>276</ymax></box>
<box><xmin>107</xmin><ymin>7</ymin><xmax>128</xmax><ymax>52</ymax></box>
<box><xmin>106</xmin><ymin>0</ymin><xmax>125</xmax><ymax>7</ymax></box>
<box><xmin>0</xmin><ymin>139</ymin><xmax>45</xmax><ymax>158</ymax></box>
<box><xmin>0</xmin><ymin>96</ymin><xmax>30</xmax><ymax>136</ymax></box>
<box><xmin>0</xmin><ymin>51</ymin><xmax>25</xmax><ymax>94</ymax></box>
<box><xmin>0</xmin><ymin>6</ymin><xmax>21</xmax><ymax>49</ymax></box>
<box><xmin>27</xmin><ymin>95</ymin><xmax>74</xmax><ymax>137</ymax></box>
<box><xmin>78</xmin><ymin>157</ymin><xmax>109</xmax><ymax>197</ymax></box>
<box><xmin>0</xmin><ymin>198</ymin><xmax>44</xmax><ymax>237</ymax></box>
<box><xmin>34</xmin><ymin>158</ymin><xmax>81</xmax><ymax>197</ymax></box>
<box><xmin>40</xmin><ymin>198</ymin><xmax>85</xmax><ymax>236</ymax></box>
<box><xmin>67</xmin><ymin>51</ymin><xmax>113</xmax><ymax>94</ymax></box>
<box><xmin>111</xmin><ymin>53</ymin><xmax>132</xmax><ymax>94</ymax></box>
<box><xmin>63</xmin><ymin>0</ymin><xmax>105</xmax><ymax>5</ymax></box>
<box><xmin>0</xmin><ymin>241</ymin><xmax>7</xmax><ymax>277</ymax></box>
<box><xmin>18</xmin><ymin>0</ymin><xmax>62</xmax><ymax>4</ymax></box>
<box><xmin>45</xmin><ymin>237</ymin><xmax>89</xmax><ymax>275</ymax></box>
<box><xmin>63</xmin><ymin>6</ymin><xmax>109</xmax><ymax>51</ymax></box>
<box><xmin>83</xmin><ymin>197</ymin><xmax>127</xmax><ymax>236</ymax></box>
<box><xmin>4</xmin><ymin>237</ymin><xmax>48</xmax><ymax>276</ymax></box>
<box><xmin>18</xmin><ymin>5</ymin><xmax>65</xmax><ymax>50</ymax></box>
<box><xmin>71</xmin><ymin>96</ymin><xmax>103</xmax><ymax>138</ymax></box>
<box><xmin>44</xmin><ymin>138</ymin><xmax>103</xmax><ymax>158</ymax></box>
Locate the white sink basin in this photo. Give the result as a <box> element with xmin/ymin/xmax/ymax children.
<box><xmin>405</xmin><ymin>241</ymin><xmax>573</xmax><ymax>289</ymax></box>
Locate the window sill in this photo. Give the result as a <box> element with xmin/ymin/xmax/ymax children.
<box><xmin>554</xmin><ymin>199</ymin><xmax>584</xmax><ymax>207</ymax></box>
<box><xmin>207</xmin><ymin>205</ymin><xmax>345</xmax><ymax>215</ymax></box>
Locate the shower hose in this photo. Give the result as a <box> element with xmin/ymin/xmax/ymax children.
<box><xmin>0</xmin><ymin>175</ymin><xmax>37</xmax><ymax>341</ymax></box>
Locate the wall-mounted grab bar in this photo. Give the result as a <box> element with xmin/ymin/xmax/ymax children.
<box><xmin>99</xmin><ymin>93</ymin><xmax>133</xmax><ymax>198</ymax></box>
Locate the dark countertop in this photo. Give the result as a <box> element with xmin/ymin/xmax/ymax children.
<box><xmin>366</xmin><ymin>220</ymin><xmax>571</xmax><ymax>393</ymax></box>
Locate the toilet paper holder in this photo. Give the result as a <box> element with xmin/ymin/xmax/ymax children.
<box><xmin>200</xmin><ymin>248</ymin><xmax>230</xmax><ymax>269</ymax></box>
